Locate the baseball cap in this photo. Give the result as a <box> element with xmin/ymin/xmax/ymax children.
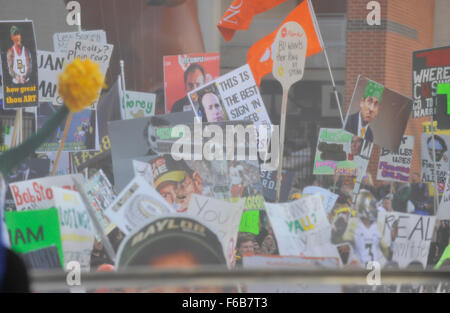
<box><xmin>116</xmin><ymin>216</ymin><xmax>226</xmax><ymax>268</ymax></box>
<box><xmin>10</xmin><ymin>26</ymin><xmax>20</xmax><ymax>35</ymax></box>
<box><xmin>364</xmin><ymin>80</ymin><xmax>384</xmax><ymax>103</ymax></box>
<box><xmin>151</xmin><ymin>154</ymin><xmax>194</xmax><ymax>190</ymax></box>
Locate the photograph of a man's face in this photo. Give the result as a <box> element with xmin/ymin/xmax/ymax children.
<box><xmin>427</xmin><ymin>135</ymin><xmax>448</xmax><ymax>163</ymax></box>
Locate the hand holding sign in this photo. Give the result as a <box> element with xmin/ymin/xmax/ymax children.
<box><xmin>272</xmin><ymin>21</ymin><xmax>307</xmax><ymax>202</ymax></box>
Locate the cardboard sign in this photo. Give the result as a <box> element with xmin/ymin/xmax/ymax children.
<box><xmin>437</xmin><ymin>174</ymin><xmax>450</xmax><ymax>221</ymax></box>
<box><xmin>22</xmin><ymin>246</ymin><xmax>62</xmax><ymax>270</ymax></box>
<box><xmin>164</xmin><ymin>52</ymin><xmax>220</xmax><ymax>113</ymax></box>
<box><xmin>51</xmin><ymin>187</ymin><xmax>95</xmax><ymax>269</ymax></box>
<box><xmin>83</xmin><ymin>170</ymin><xmax>116</xmax><ymax>235</ymax></box>
<box><xmin>302</xmin><ymin>186</ymin><xmax>339</xmax><ymax>215</ymax></box>
<box><xmin>260</xmin><ymin>170</ymin><xmax>294</xmax><ymax>202</ymax></box>
<box><xmin>36</xmin><ymin>102</ymin><xmax>98</xmax><ymax>152</ymax></box>
<box><xmin>378</xmin><ymin>211</ymin><xmax>436</xmax><ymax>269</ymax></box>
<box><xmin>412</xmin><ymin>46</ymin><xmax>450</xmax><ymax>118</ymax></box>
<box><xmin>72</xmin><ymin>78</ymin><xmax>122</xmax><ymax>171</ymax></box>
<box><xmin>265</xmin><ymin>194</ymin><xmax>335</xmax><ymax>257</ymax></box>
<box><xmin>53</xmin><ymin>30</ymin><xmax>107</xmax><ymax>54</ymax></box>
<box><xmin>243</xmin><ymin>255</ymin><xmax>341</xmax><ymax>293</ymax></box>
<box><xmin>272</xmin><ymin>21</ymin><xmax>307</xmax><ymax>90</ymax></box>
<box><xmin>9</xmin><ymin>174</ymin><xmax>82</xmax><ymax>211</ymax></box>
<box><xmin>186</xmin><ymin>194</ymin><xmax>245</xmax><ymax>267</ymax></box>
<box><xmin>37</xmin><ymin>50</ymin><xmax>65</xmax><ymax>105</ymax></box>
<box><xmin>344</xmin><ymin>76</ymin><xmax>412</xmax><ymax>152</ymax></box>
<box><xmin>377</xmin><ymin>136</ymin><xmax>414</xmax><ymax>183</ymax></box>
<box><xmin>121</xmin><ymin>90</ymin><xmax>155</xmax><ymax>119</ymax></box>
<box><xmin>0</xmin><ymin>21</ymin><xmax>39</xmax><ymax>108</ymax></box>
<box><xmin>188</xmin><ymin>64</ymin><xmax>271</xmax><ymax>130</ymax></box>
<box><xmin>421</xmin><ymin>133</ymin><xmax>450</xmax><ymax>184</ymax></box>
<box><xmin>313</xmin><ymin>128</ymin><xmax>359</xmax><ymax>176</ymax></box>
<box><xmin>104</xmin><ymin>176</ymin><xmax>174</xmax><ymax>235</ymax></box>
<box><xmin>4</xmin><ymin>208</ymin><xmax>64</xmax><ymax>266</ymax></box>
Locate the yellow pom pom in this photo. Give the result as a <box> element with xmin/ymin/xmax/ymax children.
<box><xmin>58</xmin><ymin>58</ymin><xmax>106</xmax><ymax>112</ymax></box>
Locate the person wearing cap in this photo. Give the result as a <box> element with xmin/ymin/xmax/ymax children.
<box><xmin>7</xmin><ymin>25</ymin><xmax>32</xmax><ymax>85</ymax></box>
<box><xmin>151</xmin><ymin>155</ymin><xmax>202</xmax><ymax>213</ymax></box>
<box><xmin>345</xmin><ymin>81</ymin><xmax>384</xmax><ymax>142</ymax></box>
<box><xmin>426</xmin><ymin>134</ymin><xmax>448</xmax><ymax>163</ymax></box>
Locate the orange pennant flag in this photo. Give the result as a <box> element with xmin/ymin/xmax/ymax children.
<box><xmin>217</xmin><ymin>0</ymin><xmax>288</xmax><ymax>42</ymax></box>
<box><xmin>247</xmin><ymin>0</ymin><xmax>323</xmax><ymax>86</ymax></box>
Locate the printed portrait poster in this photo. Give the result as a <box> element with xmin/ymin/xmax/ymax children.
<box><xmin>108</xmin><ymin>111</ymin><xmax>196</xmax><ymax>191</ymax></box>
<box><xmin>37</xmin><ymin>50</ymin><xmax>65</xmax><ymax>105</ymax></box>
<box><xmin>164</xmin><ymin>52</ymin><xmax>220</xmax><ymax>113</ymax></box>
<box><xmin>377</xmin><ymin>136</ymin><xmax>414</xmax><ymax>183</ymax></box>
<box><xmin>0</xmin><ymin>21</ymin><xmax>39</xmax><ymax>108</ymax></box>
<box><xmin>378</xmin><ymin>211</ymin><xmax>436</xmax><ymax>269</ymax></box>
<box><xmin>36</xmin><ymin>102</ymin><xmax>98</xmax><ymax>153</ymax></box>
<box><xmin>313</xmin><ymin>128</ymin><xmax>359</xmax><ymax>176</ymax></box>
<box><xmin>421</xmin><ymin>133</ymin><xmax>450</xmax><ymax>184</ymax></box>
<box><xmin>344</xmin><ymin>75</ymin><xmax>412</xmax><ymax>152</ymax></box>
<box><xmin>412</xmin><ymin>46</ymin><xmax>450</xmax><ymax>119</ymax></box>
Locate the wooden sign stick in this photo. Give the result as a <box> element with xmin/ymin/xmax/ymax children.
<box><xmin>51</xmin><ymin>112</ymin><xmax>73</xmax><ymax>176</ymax></box>
<box><xmin>10</xmin><ymin>109</ymin><xmax>20</xmax><ymax>148</ymax></box>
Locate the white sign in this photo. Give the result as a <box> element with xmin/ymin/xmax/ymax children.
<box><xmin>104</xmin><ymin>176</ymin><xmax>173</xmax><ymax>234</ymax></box>
<box><xmin>121</xmin><ymin>91</ymin><xmax>156</xmax><ymax>120</ymax></box>
<box><xmin>272</xmin><ymin>21</ymin><xmax>307</xmax><ymax>90</ymax></box>
<box><xmin>186</xmin><ymin>194</ymin><xmax>244</xmax><ymax>267</ymax></box>
<box><xmin>51</xmin><ymin>187</ymin><xmax>95</xmax><ymax>270</ymax></box>
<box><xmin>9</xmin><ymin>174</ymin><xmax>83</xmax><ymax>211</ymax></box>
<box><xmin>302</xmin><ymin>186</ymin><xmax>339</xmax><ymax>215</ymax></box>
<box><xmin>378</xmin><ymin>211</ymin><xmax>436</xmax><ymax>269</ymax></box>
<box><xmin>37</xmin><ymin>50</ymin><xmax>65</xmax><ymax>105</ymax></box>
<box><xmin>437</xmin><ymin>173</ymin><xmax>450</xmax><ymax>220</ymax></box>
<box><xmin>377</xmin><ymin>136</ymin><xmax>414</xmax><ymax>183</ymax></box>
<box><xmin>265</xmin><ymin>194</ymin><xmax>337</xmax><ymax>258</ymax></box>
<box><xmin>243</xmin><ymin>255</ymin><xmax>341</xmax><ymax>293</ymax></box>
<box><xmin>66</xmin><ymin>39</ymin><xmax>113</xmax><ymax>75</ymax></box>
<box><xmin>421</xmin><ymin>133</ymin><xmax>450</xmax><ymax>184</ymax></box>
<box><xmin>53</xmin><ymin>30</ymin><xmax>107</xmax><ymax>54</ymax></box>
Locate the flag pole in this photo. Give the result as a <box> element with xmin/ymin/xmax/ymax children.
<box><xmin>308</xmin><ymin>0</ymin><xmax>345</xmax><ymax>127</ymax></box>
<box><xmin>276</xmin><ymin>92</ymin><xmax>288</xmax><ymax>202</ymax></box>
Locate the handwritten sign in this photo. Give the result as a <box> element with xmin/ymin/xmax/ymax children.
<box><xmin>53</xmin><ymin>30</ymin><xmax>107</xmax><ymax>54</ymax></box>
<box><xmin>437</xmin><ymin>173</ymin><xmax>450</xmax><ymax>220</ymax></box>
<box><xmin>37</xmin><ymin>50</ymin><xmax>65</xmax><ymax>105</ymax></box>
<box><xmin>302</xmin><ymin>186</ymin><xmax>339</xmax><ymax>214</ymax></box>
<box><xmin>121</xmin><ymin>90</ymin><xmax>156</xmax><ymax>119</ymax></box>
<box><xmin>421</xmin><ymin>133</ymin><xmax>450</xmax><ymax>184</ymax></box>
<box><xmin>377</xmin><ymin>136</ymin><xmax>414</xmax><ymax>183</ymax></box>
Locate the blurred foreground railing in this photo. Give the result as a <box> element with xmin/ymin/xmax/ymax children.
<box><xmin>29</xmin><ymin>267</ymin><xmax>450</xmax><ymax>292</ymax></box>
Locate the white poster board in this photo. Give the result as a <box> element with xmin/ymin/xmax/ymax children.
<box><xmin>377</xmin><ymin>136</ymin><xmax>414</xmax><ymax>183</ymax></box>
<box><xmin>37</xmin><ymin>50</ymin><xmax>65</xmax><ymax>105</ymax></box>
<box><xmin>53</xmin><ymin>30</ymin><xmax>107</xmax><ymax>54</ymax></box>
<box><xmin>121</xmin><ymin>91</ymin><xmax>156</xmax><ymax>120</ymax></box>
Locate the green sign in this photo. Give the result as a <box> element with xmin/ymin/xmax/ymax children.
<box><xmin>5</xmin><ymin>208</ymin><xmax>64</xmax><ymax>267</ymax></box>
<box><xmin>437</xmin><ymin>83</ymin><xmax>450</xmax><ymax>114</ymax></box>
<box><xmin>239</xmin><ymin>210</ymin><xmax>260</xmax><ymax>235</ymax></box>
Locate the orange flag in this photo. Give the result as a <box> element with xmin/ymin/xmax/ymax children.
<box><xmin>217</xmin><ymin>0</ymin><xmax>288</xmax><ymax>42</ymax></box>
<box><xmin>247</xmin><ymin>0</ymin><xmax>323</xmax><ymax>86</ymax></box>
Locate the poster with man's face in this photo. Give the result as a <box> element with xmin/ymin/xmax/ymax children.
<box><xmin>421</xmin><ymin>133</ymin><xmax>450</xmax><ymax>184</ymax></box>
<box><xmin>0</xmin><ymin>20</ymin><xmax>38</xmax><ymax>108</ymax></box>
<box><xmin>344</xmin><ymin>76</ymin><xmax>412</xmax><ymax>152</ymax></box>
<box><xmin>163</xmin><ymin>53</ymin><xmax>220</xmax><ymax>113</ymax></box>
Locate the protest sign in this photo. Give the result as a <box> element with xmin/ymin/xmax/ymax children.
<box><xmin>437</xmin><ymin>174</ymin><xmax>450</xmax><ymax>221</ymax></box>
<box><xmin>260</xmin><ymin>170</ymin><xmax>294</xmax><ymax>203</ymax></box>
<box><xmin>51</xmin><ymin>187</ymin><xmax>95</xmax><ymax>269</ymax></box>
<box><xmin>9</xmin><ymin>173</ymin><xmax>82</xmax><ymax>211</ymax></box>
<box><xmin>0</xmin><ymin>21</ymin><xmax>39</xmax><ymax>108</ymax></box>
<box><xmin>243</xmin><ymin>255</ymin><xmax>341</xmax><ymax>293</ymax></box>
<box><xmin>72</xmin><ymin>78</ymin><xmax>122</xmax><ymax>171</ymax></box>
<box><xmin>108</xmin><ymin>111</ymin><xmax>195</xmax><ymax>191</ymax></box>
<box><xmin>421</xmin><ymin>133</ymin><xmax>450</xmax><ymax>184</ymax></box>
<box><xmin>302</xmin><ymin>186</ymin><xmax>339</xmax><ymax>215</ymax></box>
<box><xmin>377</xmin><ymin>136</ymin><xmax>414</xmax><ymax>183</ymax></box>
<box><xmin>187</xmin><ymin>64</ymin><xmax>271</xmax><ymax>130</ymax></box>
<box><xmin>378</xmin><ymin>211</ymin><xmax>436</xmax><ymax>269</ymax></box>
<box><xmin>53</xmin><ymin>30</ymin><xmax>107</xmax><ymax>54</ymax></box>
<box><xmin>265</xmin><ymin>194</ymin><xmax>336</xmax><ymax>258</ymax></box>
<box><xmin>37</xmin><ymin>50</ymin><xmax>65</xmax><ymax>105</ymax></box>
<box><xmin>121</xmin><ymin>90</ymin><xmax>155</xmax><ymax>119</ymax></box>
<box><xmin>313</xmin><ymin>128</ymin><xmax>359</xmax><ymax>176</ymax></box>
<box><xmin>186</xmin><ymin>194</ymin><xmax>245</xmax><ymax>267</ymax></box>
<box><xmin>412</xmin><ymin>46</ymin><xmax>450</xmax><ymax>118</ymax></box>
<box><xmin>36</xmin><ymin>102</ymin><xmax>98</xmax><ymax>152</ymax></box>
<box><xmin>22</xmin><ymin>246</ymin><xmax>62</xmax><ymax>270</ymax></box>
<box><xmin>239</xmin><ymin>210</ymin><xmax>260</xmax><ymax>235</ymax></box>
<box><xmin>4</xmin><ymin>208</ymin><xmax>64</xmax><ymax>266</ymax></box>
<box><xmin>83</xmin><ymin>170</ymin><xmax>116</xmax><ymax>235</ymax></box>
<box><xmin>164</xmin><ymin>52</ymin><xmax>220</xmax><ymax>113</ymax></box>
<box><xmin>344</xmin><ymin>76</ymin><xmax>412</xmax><ymax>152</ymax></box>
<box><xmin>104</xmin><ymin>176</ymin><xmax>173</xmax><ymax>235</ymax></box>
